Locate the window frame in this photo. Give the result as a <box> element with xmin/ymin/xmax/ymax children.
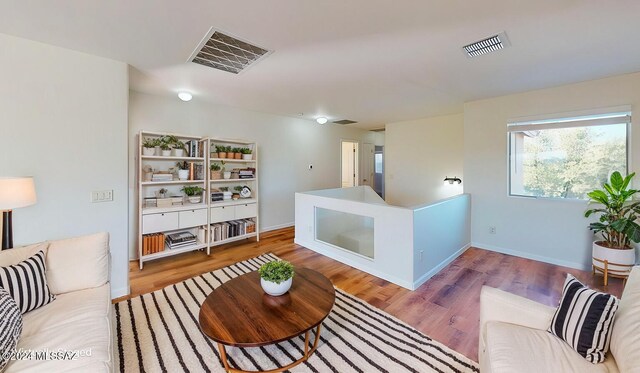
<box><xmin>507</xmin><ymin>112</ymin><xmax>631</xmax><ymax>201</ymax></box>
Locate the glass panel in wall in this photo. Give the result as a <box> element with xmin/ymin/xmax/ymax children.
<box><xmin>315</xmin><ymin>207</ymin><xmax>374</xmax><ymax>259</ymax></box>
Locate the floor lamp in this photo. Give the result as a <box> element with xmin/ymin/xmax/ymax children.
<box><xmin>0</xmin><ymin>177</ymin><xmax>37</xmax><ymax>250</ymax></box>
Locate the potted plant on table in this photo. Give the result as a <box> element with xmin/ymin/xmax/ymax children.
<box><xmin>258</xmin><ymin>260</ymin><xmax>295</xmax><ymax>296</ymax></box>
<box><xmin>585</xmin><ymin>171</ymin><xmax>639</xmax><ymax>282</ymax></box>
<box><xmin>241</xmin><ymin>147</ymin><xmax>253</xmax><ymax>160</ymax></box>
<box><xmin>181</xmin><ymin>186</ymin><xmax>204</xmax><ymax>204</ymax></box>
<box><xmin>176</xmin><ymin>161</ymin><xmax>190</xmax><ymax>180</ymax></box>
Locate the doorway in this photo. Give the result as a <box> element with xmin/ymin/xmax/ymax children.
<box><xmin>341</xmin><ymin>140</ymin><xmax>359</xmax><ymax>187</ymax></box>
<box><xmin>374</xmin><ymin>145</ymin><xmax>384</xmax><ymax>198</ymax></box>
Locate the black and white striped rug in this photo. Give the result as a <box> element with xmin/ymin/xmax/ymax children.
<box><xmin>114</xmin><ymin>254</ymin><xmax>479</xmax><ymax>373</ymax></box>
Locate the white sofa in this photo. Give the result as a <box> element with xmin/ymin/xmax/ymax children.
<box><xmin>479</xmin><ymin>267</ymin><xmax>640</xmax><ymax>373</ymax></box>
<box><xmin>0</xmin><ymin>232</ymin><xmax>113</xmax><ymax>373</ymax></box>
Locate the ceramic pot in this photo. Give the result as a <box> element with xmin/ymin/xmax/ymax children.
<box><xmin>143</xmin><ymin>147</ymin><xmax>155</xmax><ymax>156</ymax></box>
<box><xmin>260</xmin><ymin>277</ymin><xmax>292</xmax><ymax>296</ymax></box>
<box><xmin>161</xmin><ymin>149</ymin><xmax>171</xmax><ymax>156</ymax></box>
<box><xmin>242</xmin><ymin>154</ymin><xmax>253</xmax><ymax>160</ymax></box>
<box><xmin>188</xmin><ymin>196</ymin><xmax>201</xmax><ymax>204</ymax></box>
<box><xmin>218</xmin><ymin>152</ymin><xmax>227</xmax><ymax>159</ymax></box>
<box><xmin>592</xmin><ymin>241</ymin><xmax>636</xmax><ymax>274</ymax></box>
<box><xmin>178</xmin><ymin>169</ymin><xmax>189</xmax><ymax>180</ymax></box>
<box><xmin>173</xmin><ymin>149</ymin><xmax>185</xmax><ymax>157</ymax></box>
<box><xmin>234</xmin><ymin>153</ymin><xmax>242</xmax><ymax>159</ymax></box>
<box><xmin>223</xmin><ymin>171</ymin><xmax>231</xmax><ymax>179</ymax></box>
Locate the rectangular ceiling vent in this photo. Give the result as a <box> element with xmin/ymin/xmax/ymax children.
<box><xmin>333</xmin><ymin>119</ymin><xmax>358</xmax><ymax>125</ymax></box>
<box><xmin>189</xmin><ymin>29</ymin><xmax>271</xmax><ymax>74</ymax></box>
<box><xmin>463</xmin><ymin>31</ymin><xmax>510</xmax><ymax>58</ymax></box>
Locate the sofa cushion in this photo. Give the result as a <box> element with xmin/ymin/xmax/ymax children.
<box><xmin>0</xmin><ymin>287</ymin><xmax>23</xmax><ymax>371</ymax></box>
<box><xmin>549</xmin><ymin>274</ymin><xmax>618</xmax><ymax>363</ymax></box>
<box><xmin>46</xmin><ymin>232</ymin><xmax>109</xmax><ymax>294</ymax></box>
<box><xmin>610</xmin><ymin>266</ymin><xmax>640</xmax><ymax>373</ymax></box>
<box><xmin>0</xmin><ymin>243</ymin><xmax>48</xmax><ymax>267</ymax></box>
<box><xmin>0</xmin><ymin>251</ymin><xmax>55</xmax><ymax>314</ymax></box>
<box><xmin>486</xmin><ymin>321</ymin><xmax>619</xmax><ymax>373</ymax></box>
<box><xmin>4</xmin><ymin>284</ymin><xmax>113</xmax><ymax>373</ymax></box>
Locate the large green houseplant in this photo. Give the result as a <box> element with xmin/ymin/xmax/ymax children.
<box><xmin>584</xmin><ymin>171</ymin><xmax>638</xmax><ymax>277</ymax></box>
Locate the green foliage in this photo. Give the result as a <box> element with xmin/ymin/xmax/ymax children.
<box><xmin>160</xmin><ymin>143</ymin><xmax>171</xmax><ymax>150</ymax></box>
<box><xmin>219</xmin><ymin>187</ymin><xmax>229</xmax><ymax>191</ymax></box>
<box><xmin>585</xmin><ymin>171</ymin><xmax>640</xmax><ymax>249</ymax></box>
<box><xmin>240</xmin><ymin>147</ymin><xmax>252</xmax><ymax>154</ymax></box>
<box><xmin>181</xmin><ymin>186</ymin><xmax>204</xmax><ymax>196</ymax></box>
<box><xmin>210</xmin><ymin>163</ymin><xmax>221</xmax><ymax>171</ymax></box>
<box><xmin>162</xmin><ymin>135</ymin><xmax>185</xmax><ymax>150</ymax></box>
<box><xmin>225</xmin><ymin>146</ymin><xmax>232</xmax><ymax>152</ymax></box>
<box><xmin>143</xmin><ymin>138</ymin><xmax>160</xmax><ymax>148</ymax></box>
<box><xmin>232</xmin><ymin>147</ymin><xmax>241</xmax><ymax>153</ymax></box>
<box><xmin>258</xmin><ymin>261</ymin><xmax>294</xmax><ymax>284</ymax></box>
<box><xmin>519</xmin><ymin>126</ymin><xmax>626</xmax><ymax>199</ymax></box>
<box><xmin>215</xmin><ymin>145</ymin><xmax>226</xmax><ymax>153</ymax></box>
<box><xmin>176</xmin><ymin>161</ymin><xmax>189</xmax><ymax>170</ymax></box>
<box><xmin>234</xmin><ymin>186</ymin><xmax>243</xmax><ymax>192</ymax></box>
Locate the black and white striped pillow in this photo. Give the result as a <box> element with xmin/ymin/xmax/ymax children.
<box><xmin>0</xmin><ymin>286</ymin><xmax>22</xmax><ymax>370</ymax></box>
<box><xmin>0</xmin><ymin>250</ymin><xmax>55</xmax><ymax>314</ymax></box>
<box><xmin>549</xmin><ymin>274</ymin><xmax>619</xmax><ymax>363</ymax></box>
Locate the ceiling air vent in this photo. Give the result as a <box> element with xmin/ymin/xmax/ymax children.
<box><xmin>462</xmin><ymin>31</ymin><xmax>510</xmax><ymax>58</ymax></box>
<box><xmin>189</xmin><ymin>29</ymin><xmax>271</xmax><ymax>74</ymax></box>
<box><xmin>333</xmin><ymin>119</ymin><xmax>358</xmax><ymax>125</ymax></box>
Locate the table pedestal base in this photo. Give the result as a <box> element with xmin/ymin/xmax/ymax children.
<box><xmin>217</xmin><ymin>324</ymin><xmax>323</xmax><ymax>373</ymax></box>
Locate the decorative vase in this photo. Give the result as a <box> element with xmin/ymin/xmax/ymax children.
<box><xmin>592</xmin><ymin>241</ymin><xmax>636</xmax><ymax>274</ymax></box>
<box><xmin>161</xmin><ymin>149</ymin><xmax>171</xmax><ymax>156</ymax></box>
<box><xmin>234</xmin><ymin>153</ymin><xmax>242</xmax><ymax>160</ymax></box>
<box><xmin>173</xmin><ymin>149</ymin><xmax>185</xmax><ymax>157</ymax></box>
<box><xmin>242</xmin><ymin>154</ymin><xmax>253</xmax><ymax>160</ymax></box>
<box><xmin>260</xmin><ymin>278</ymin><xmax>292</xmax><ymax>296</ymax></box>
<box><xmin>178</xmin><ymin>169</ymin><xmax>189</xmax><ymax>180</ymax></box>
<box><xmin>188</xmin><ymin>196</ymin><xmax>201</xmax><ymax>204</ymax></box>
<box><xmin>143</xmin><ymin>147</ymin><xmax>155</xmax><ymax>156</ymax></box>
<box><xmin>223</xmin><ymin>171</ymin><xmax>231</xmax><ymax>179</ymax></box>
<box><xmin>210</xmin><ymin>171</ymin><xmax>222</xmax><ymax>180</ymax></box>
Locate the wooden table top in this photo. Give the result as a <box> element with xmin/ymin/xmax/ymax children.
<box><xmin>199</xmin><ymin>268</ymin><xmax>335</xmax><ymax>347</ymax></box>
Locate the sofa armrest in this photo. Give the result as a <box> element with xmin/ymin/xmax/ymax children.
<box><xmin>479</xmin><ymin>286</ymin><xmax>556</xmax><ymax>368</ymax></box>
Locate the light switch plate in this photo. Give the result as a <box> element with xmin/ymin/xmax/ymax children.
<box><xmin>91</xmin><ymin>190</ymin><xmax>113</xmax><ymax>203</ymax></box>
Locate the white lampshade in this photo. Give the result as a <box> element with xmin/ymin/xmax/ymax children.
<box><xmin>0</xmin><ymin>177</ymin><xmax>37</xmax><ymax>210</ymax></box>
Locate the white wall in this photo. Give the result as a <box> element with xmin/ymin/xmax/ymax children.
<box><xmin>464</xmin><ymin>71</ymin><xmax>640</xmax><ymax>270</ymax></box>
<box><xmin>128</xmin><ymin>91</ymin><xmax>383</xmax><ymax>259</ymax></box>
<box><xmin>385</xmin><ymin>113</ymin><xmax>464</xmax><ymax>207</ymax></box>
<box><xmin>0</xmin><ymin>34</ymin><xmax>129</xmax><ymax>298</ymax></box>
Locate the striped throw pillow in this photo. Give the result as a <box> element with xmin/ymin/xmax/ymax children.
<box><xmin>0</xmin><ymin>250</ymin><xmax>55</xmax><ymax>314</ymax></box>
<box><xmin>0</xmin><ymin>286</ymin><xmax>22</xmax><ymax>370</ymax></box>
<box><xmin>549</xmin><ymin>274</ymin><xmax>619</xmax><ymax>363</ymax></box>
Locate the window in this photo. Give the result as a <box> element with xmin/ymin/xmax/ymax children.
<box><xmin>374</xmin><ymin>153</ymin><xmax>383</xmax><ymax>173</ymax></box>
<box><xmin>509</xmin><ymin>112</ymin><xmax>630</xmax><ymax>199</ymax></box>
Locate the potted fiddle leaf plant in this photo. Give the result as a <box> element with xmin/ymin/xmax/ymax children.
<box><xmin>258</xmin><ymin>260</ymin><xmax>295</xmax><ymax>296</ymax></box>
<box><xmin>585</xmin><ymin>171</ymin><xmax>639</xmax><ymax>277</ymax></box>
<box><xmin>181</xmin><ymin>185</ymin><xmax>204</xmax><ymax>204</ymax></box>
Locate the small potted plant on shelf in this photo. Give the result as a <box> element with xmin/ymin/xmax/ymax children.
<box><xmin>160</xmin><ymin>142</ymin><xmax>172</xmax><ymax>156</ymax></box>
<box><xmin>210</xmin><ymin>163</ymin><xmax>222</xmax><ymax>180</ymax></box>
<box><xmin>222</xmin><ymin>161</ymin><xmax>231</xmax><ymax>179</ymax></box>
<box><xmin>172</xmin><ymin>139</ymin><xmax>186</xmax><ymax>157</ymax></box>
<box><xmin>241</xmin><ymin>147</ymin><xmax>253</xmax><ymax>160</ymax></box>
<box><xmin>226</xmin><ymin>146</ymin><xmax>236</xmax><ymax>159</ymax></box>
<box><xmin>232</xmin><ymin>186</ymin><xmax>242</xmax><ymax>200</ymax></box>
<box><xmin>258</xmin><ymin>260</ymin><xmax>295</xmax><ymax>296</ymax></box>
<box><xmin>142</xmin><ymin>138</ymin><xmax>157</xmax><ymax>156</ymax></box>
<box><xmin>176</xmin><ymin>161</ymin><xmax>190</xmax><ymax>180</ymax></box>
<box><xmin>181</xmin><ymin>186</ymin><xmax>204</xmax><ymax>204</ymax></box>
<box><xmin>585</xmin><ymin>171</ymin><xmax>640</xmax><ymax>282</ymax></box>
<box><xmin>157</xmin><ymin>188</ymin><xmax>168</xmax><ymax>199</ymax></box>
<box><xmin>216</xmin><ymin>145</ymin><xmax>227</xmax><ymax>159</ymax></box>
<box><xmin>233</xmin><ymin>147</ymin><xmax>243</xmax><ymax>159</ymax></box>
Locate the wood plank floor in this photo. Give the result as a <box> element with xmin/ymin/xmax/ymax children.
<box><xmin>118</xmin><ymin>227</ymin><xmax>625</xmax><ymax>362</ymax></box>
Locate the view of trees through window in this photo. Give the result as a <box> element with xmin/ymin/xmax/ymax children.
<box><xmin>510</xmin><ymin>123</ymin><xmax>627</xmax><ymax>199</ymax></box>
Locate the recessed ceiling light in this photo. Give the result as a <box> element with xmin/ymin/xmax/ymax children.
<box><xmin>463</xmin><ymin>31</ymin><xmax>510</xmax><ymax>58</ymax></box>
<box><xmin>316</xmin><ymin>117</ymin><xmax>328</xmax><ymax>125</ymax></box>
<box><xmin>178</xmin><ymin>92</ymin><xmax>193</xmax><ymax>101</ymax></box>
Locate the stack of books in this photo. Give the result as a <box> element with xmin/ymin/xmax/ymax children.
<box><xmin>142</xmin><ymin>233</ymin><xmax>165</xmax><ymax>255</ymax></box>
<box><xmin>239</xmin><ymin>168</ymin><xmax>255</xmax><ymax>179</ymax></box>
<box><xmin>211</xmin><ymin>192</ymin><xmax>224</xmax><ymax>202</ymax></box>
<box><xmin>152</xmin><ymin>173</ymin><xmax>173</xmax><ymax>182</ymax></box>
<box><xmin>165</xmin><ymin>231</ymin><xmax>197</xmax><ymax>249</ymax></box>
<box><xmin>210</xmin><ymin>219</ymin><xmax>255</xmax><ymax>242</ymax></box>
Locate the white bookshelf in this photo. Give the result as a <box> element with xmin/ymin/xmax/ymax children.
<box><xmin>136</xmin><ymin>131</ymin><xmax>259</xmax><ymax>269</ymax></box>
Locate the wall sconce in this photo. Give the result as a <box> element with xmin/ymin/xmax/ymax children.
<box><xmin>444</xmin><ymin>176</ymin><xmax>462</xmax><ymax>185</ymax></box>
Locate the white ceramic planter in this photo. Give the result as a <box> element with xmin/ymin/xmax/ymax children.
<box><xmin>178</xmin><ymin>169</ymin><xmax>189</xmax><ymax>180</ymax></box>
<box><xmin>173</xmin><ymin>149</ymin><xmax>185</xmax><ymax>157</ymax></box>
<box><xmin>188</xmin><ymin>196</ymin><xmax>201</xmax><ymax>204</ymax></box>
<box><xmin>223</xmin><ymin>171</ymin><xmax>231</xmax><ymax>179</ymax></box>
<box><xmin>242</xmin><ymin>154</ymin><xmax>253</xmax><ymax>160</ymax></box>
<box><xmin>261</xmin><ymin>278</ymin><xmax>292</xmax><ymax>296</ymax></box>
<box><xmin>154</xmin><ymin>146</ymin><xmax>161</xmax><ymax>156</ymax></box>
<box><xmin>593</xmin><ymin>241</ymin><xmax>636</xmax><ymax>273</ymax></box>
<box><xmin>142</xmin><ymin>147</ymin><xmax>155</xmax><ymax>156</ymax></box>
<box><xmin>161</xmin><ymin>150</ymin><xmax>171</xmax><ymax>156</ymax></box>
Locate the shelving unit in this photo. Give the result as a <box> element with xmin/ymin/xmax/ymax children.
<box><xmin>136</xmin><ymin>131</ymin><xmax>259</xmax><ymax>269</ymax></box>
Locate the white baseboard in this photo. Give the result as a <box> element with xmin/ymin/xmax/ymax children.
<box><xmin>472</xmin><ymin>242</ymin><xmax>590</xmax><ymax>271</ymax></box>
<box><xmin>111</xmin><ymin>286</ymin><xmax>130</xmax><ymax>299</ymax></box>
<box><xmin>261</xmin><ymin>222</ymin><xmax>294</xmax><ymax>233</ymax></box>
<box><xmin>412</xmin><ymin>243</ymin><xmax>470</xmax><ymax>289</ymax></box>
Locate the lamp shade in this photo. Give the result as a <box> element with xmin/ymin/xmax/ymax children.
<box><xmin>0</xmin><ymin>177</ymin><xmax>37</xmax><ymax>210</ymax></box>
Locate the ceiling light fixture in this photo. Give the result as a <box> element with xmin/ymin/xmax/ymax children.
<box><xmin>316</xmin><ymin>117</ymin><xmax>328</xmax><ymax>125</ymax></box>
<box><xmin>444</xmin><ymin>176</ymin><xmax>462</xmax><ymax>185</ymax></box>
<box><xmin>463</xmin><ymin>31</ymin><xmax>510</xmax><ymax>58</ymax></box>
<box><xmin>178</xmin><ymin>92</ymin><xmax>193</xmax><ymax>101</ymax></box>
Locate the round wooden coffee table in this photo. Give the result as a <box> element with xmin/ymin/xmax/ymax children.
<box><xmin>199</xmin><ymin>268</ymin><xmax>335</xmax><ymax>373</ymax></box>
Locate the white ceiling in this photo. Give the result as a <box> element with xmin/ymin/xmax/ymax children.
<box><xmin>2</xmin><ymin>1</ymin><xmax>640</xmax><ymax>129</ymax></box>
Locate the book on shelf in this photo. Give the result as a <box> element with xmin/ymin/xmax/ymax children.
<box><xmin>210</xmin><ymin>219</ymin><xmax>255</xmax><ymax>242</ymax></box>
<box><xmin>166</xmin><ymin>231</ymin><xmax>197</xmax><ymax>244</ymax></box>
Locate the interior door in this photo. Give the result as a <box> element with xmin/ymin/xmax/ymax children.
<box><xmin>362</xmin><ymin>143</ymin><xmax>374</xmax><ymax>187</ymax></box>
<box><xmin>341</xmin><ymin>141</ymin><xmax>359</xmax><ymax>187</ymax></box>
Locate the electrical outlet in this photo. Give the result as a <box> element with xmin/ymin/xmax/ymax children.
<box><xmin>419</xmin><ymin>250</ymin><xmax>424</xmax><ymax>262</ymax></box>
<box><xmin>489</xmin><ymin>226</ymin><xmax>496</xmax><ymax>234</ymax></box>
